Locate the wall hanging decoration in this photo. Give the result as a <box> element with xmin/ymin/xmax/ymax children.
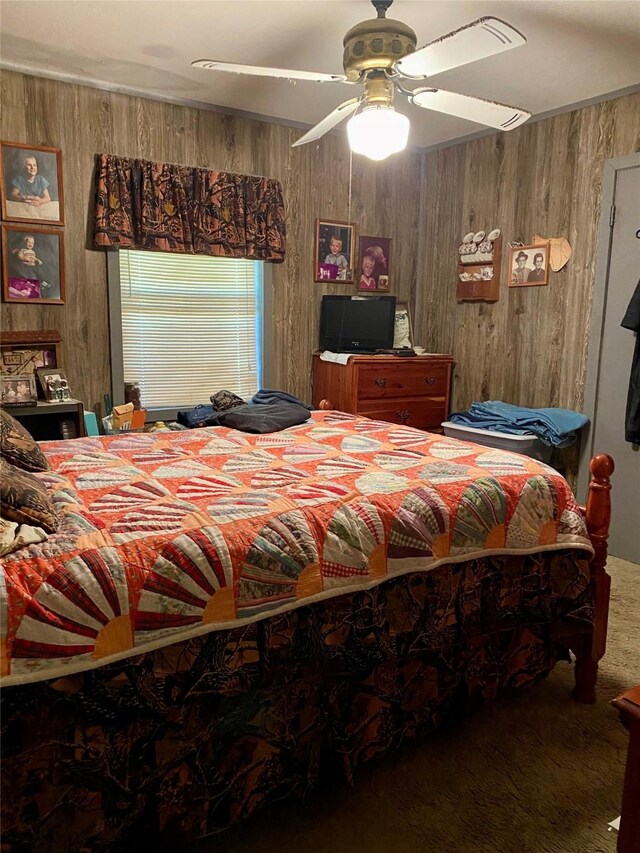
<box><xmin>507</xmin><ymin>241</ymin><xmax>550</xmax><ymax>287</ymax></box>
<box><xmin>1</xmin><ymin>330</ymin><xmax>61</xmax><ymax>378</ymax></box>
<box><xmin>456</xmin><ymin>228</ymin><xmax>502</xmax><ymax>302</ymax></box>
<box><xmin>357</xmin><ymin>235</ymin><xmax>391</xmax><ymax>293</ymax></box>
<box><xmin>315</xmin><ymin>219</ymin><xmax>355</xmax><ymax>282</ymax></box>
<box><xmin>533</xmin><ymin>234</ymin><xmax>572</xmax><ymax>271</ymax></box>
<box><xmin>1</xmin><ymin>224</ymin><xmax>65</xmax><ymax>304</ymax></box>
<box><xmin>0</xmin><ymin>141</ymin><xmax>64</xmax><ymax>226</ymax></box>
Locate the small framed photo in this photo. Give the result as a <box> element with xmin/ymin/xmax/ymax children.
<box><xmin>2</xmin><ymin>225</ymin><xmax>65</xmax><ymax>304</ymax></box>
<box><xmin>393</xmin><ymin>302</ymin><xmax>413</xmax><ymax>349</ymax></box>
<box><xmin>315</xmin><ymin>219</ymin><xmax>355</xmax><ymax>283</ymax></box>
<box><xmin>508</xmin><ymin>242</ymin><xmax>550</xmax><ymax>287</ymax></box>
<box><xmin>1</xmin><ymin>141</ymin><xmax>64</xmax><ymax>225</ymax></box>
<box><xmin>1</xmin><ymin>373</ymin><xmax>37</xmax><ymax>407</ymax></box>
<box><xmin>36</xmin><ymin>368</ymin><xmax>72</xmax><ymax>402</ymax></box>
<box><xmin>357</xmin><ymin>236</ymin><xmax>391</xmax><ymax>293</ymax></box>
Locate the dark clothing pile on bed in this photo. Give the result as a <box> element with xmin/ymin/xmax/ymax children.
<box><xmin>177</xmin><ymin>388</ymin><xmax>312</xmax><ymax>433</ymax></box>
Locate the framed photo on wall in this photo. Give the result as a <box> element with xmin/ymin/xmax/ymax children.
<box><xmin>357</xmin><ymin>236</ymin><xmax>391</xmax><ymax>293</ymax></box>
<box><xmin>0</xmin><ymin>141</ymin><xmax>64</xmax><ymax>225</ymax></box>
<box><xmin>1</xmin><ymin>224</ymin><xmax>65</xmax><ymax>304</ymax></box>
<box><xmin>508</xmin><ymin>242</ymin><xmax>550</xmax><ymax>287</ymax></box>
<box><xmin>315</xmin><ymin>219</ymin><xmax>355</xmax><ymax>283</ymax></box>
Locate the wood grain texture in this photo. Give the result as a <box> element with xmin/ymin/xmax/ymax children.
<box><xmin>1</xmin><ymin>71</ymin><xmax>422</xmax><ymax>416</ymax></box>
<box><xmin>418</xmin><ymin>93</ymin><xmax>640</xmax><ymax>415</ymax></box>
<box><xmin>2</xmin><ymin>71</ymin><xmax>637</xmax><ymax>431</ymax></box>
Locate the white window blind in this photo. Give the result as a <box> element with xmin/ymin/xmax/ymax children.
<box><xmin>119</xmin><ymin>250</ymin><xmax>262</xmax><ymax>409</ymax></box>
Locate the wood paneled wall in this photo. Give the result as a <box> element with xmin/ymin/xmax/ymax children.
<box><xmin>2</xmin><ymin>71</ymin><xmax>638</xmax><ymax>427</ymax></box>
<box><xmin>0</xmin><ymin>71</ymin><xmax>422</xmax><ymax>414</ymax></box>
<box><xmin>418</xmin><ymin>93</ymin><xmax>640</xmax><ymax>413</ymax></box>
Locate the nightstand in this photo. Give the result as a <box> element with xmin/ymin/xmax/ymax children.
<box><xmin>612</xmin><ymin>685</ymin><xmax>640</xmax><ymax>853</ymax></box>
<box><xmin>5</xmin><ymin>399</ymin><xmax>86</xmax><ymax>441</ymax></box>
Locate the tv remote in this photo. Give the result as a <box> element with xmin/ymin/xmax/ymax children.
<box><xmin>375</xmin><ymin>348</ymin><xmax>416</xmax><ymax>356</ymax></box>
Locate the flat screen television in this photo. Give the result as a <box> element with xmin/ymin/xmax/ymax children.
<box><xmin>319</xmin><ymin>295</ymin><xmax>396</xmax><ymax>353</ymax></box>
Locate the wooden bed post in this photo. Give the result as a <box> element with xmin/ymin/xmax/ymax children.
<box><xmin>573</xmin><ymin>453</ymin><xmax>614</xmax><ymax>704</ymax></box>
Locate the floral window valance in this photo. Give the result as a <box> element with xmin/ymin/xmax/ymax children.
<box><xmin>93</xmin><ymin>154</ymin><xmax>286</xmax><ymax>263</ymax></box>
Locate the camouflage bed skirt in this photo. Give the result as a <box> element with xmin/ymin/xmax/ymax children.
<box><xmin>0</xmin><ymin>550</ymin><xmax>593</xmax><ymax>852</ymax></box>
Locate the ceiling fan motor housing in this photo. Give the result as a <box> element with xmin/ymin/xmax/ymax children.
<box><xmin>343</xmin><ymin>17</ymin><xmax>417</xmax><ymax>81</ymax></box>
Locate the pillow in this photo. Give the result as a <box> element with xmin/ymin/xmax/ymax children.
<box><xmin>0</xmin><ymin>517</ymin><xmax>48</xmax><ymax>557</ymax></box>
<box><xmin>0</xmin><ymin>458</ymin><xmax>58</xmax><ymax>533</ymax></box>
<box><xmin>0</xmin><ymin>407</ymin><xmax>50</xmax><ymax>472</ymax></box>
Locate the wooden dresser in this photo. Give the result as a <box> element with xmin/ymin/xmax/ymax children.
<box><xmin>312</xmin><ymin>353</ymin><xmax>454</xmax><ymax>431</ymax></box>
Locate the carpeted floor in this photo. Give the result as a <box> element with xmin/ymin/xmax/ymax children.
<box><xmin>185</xmin><ymin>557</ymin><xmax>638</xmax><ymax>853</ymax></box>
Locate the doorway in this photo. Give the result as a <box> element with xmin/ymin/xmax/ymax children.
<box><xmin>579</xmin><ymin>152</ymin><xmax>640</xmax><ymax>562</ymax></box>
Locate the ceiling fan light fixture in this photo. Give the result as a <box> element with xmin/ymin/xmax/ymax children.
<box><xmin>347</xmin><ymin>105</ymin><xmax>410</xmax><ymax>161</ymax></box>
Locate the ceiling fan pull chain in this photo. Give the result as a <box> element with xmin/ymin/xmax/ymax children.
<box><xmin>347</xmin><ymin>146</ymin><xmax>353</xmax><ymax>232</ymax></box>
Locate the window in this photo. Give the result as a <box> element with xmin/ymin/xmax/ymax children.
<box><xmin>110</xmin><ymin>250</ymin><xmax>269</xmax><ymax>415</ymax></box>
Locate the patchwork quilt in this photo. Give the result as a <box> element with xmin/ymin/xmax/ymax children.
<box><xmin>0</xmin><ymin>411</ymin><xmax>593</xmax><ymax>685</ymax></box>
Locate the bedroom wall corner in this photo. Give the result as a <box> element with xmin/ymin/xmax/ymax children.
<box><xmin>1</xmin><ymin>70</ymin><xmax>423</xmax><ymax>417</ymax></box>
<box><xmin>417</xmin><ymin>91</ymin><xmax>640</xmax><ymax>415</ymax></box>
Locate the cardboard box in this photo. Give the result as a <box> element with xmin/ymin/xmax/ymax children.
<box><xmin>112</xmin><ymin>402</ymin><xmax>134</xmax><ymax>429</ymax></box>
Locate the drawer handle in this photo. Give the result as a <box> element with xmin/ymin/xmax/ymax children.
<box><xmin>424</xmin><ymin>376</ymin><xmax>436</xmax><ymax>385</ymax></box>
<box><xmin>396</xmin><ymin>409</ymin><xmax>410</xmax><ymax>424</ymax></box>
<box><xmin>374</xmin><ymin>377</ymin><xmax>387</xmax><ymax>387</ymax></box>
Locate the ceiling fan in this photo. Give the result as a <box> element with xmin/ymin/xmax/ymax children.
<box><xmin>192</xmin><ymin>0</ymin><xmax>531</xmax><ymax>161</ymax></box>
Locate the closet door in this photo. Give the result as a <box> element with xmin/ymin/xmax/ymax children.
<box><xmin>582</xmin><ymin>156</ymin><xmax>640</xmax><ymax>562</ymax></box>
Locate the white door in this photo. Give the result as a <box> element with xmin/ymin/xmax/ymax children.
<box><xmin>581</xmin><ymin>154</ymin><xmax>640</xmax><ymax>562</ymax></box>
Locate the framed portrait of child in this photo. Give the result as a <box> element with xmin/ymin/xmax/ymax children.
<box><xmin>0</xmin><ymin>141</ymin><xmax>64</xmax><ymax>226</ymax></box>
<box><xmin>357</xmin><ymin>235</ymin><xmax>391</xmax><ymax>293</ymax></box>
<box><xmin>1</xmin><ymin>224</ymin><xmax>65</xmax><ymax>305</ymax></box>
<box><xmin>314</xmin><ymin>219</ymin><xmax>355</xmax><ymax>283</ymax></box>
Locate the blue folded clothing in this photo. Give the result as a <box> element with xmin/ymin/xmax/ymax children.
<box><xmin>449</xmin><ymin>400</ymin><xmax>589</xmax><ymax>447</ymax></box>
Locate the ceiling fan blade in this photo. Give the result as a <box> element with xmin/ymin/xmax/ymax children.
<box><xmin>192</xmin><ymin>59</ymin><xmax>347</xmax><ymax>84</ymax></box>
<box><xmin>396</xmin><ymin>17</ymin><xmax>526</xmax><ymax>79</ymax></box>
<box><xmin>292</xmin><ymin>99</ymin><xmax>360</xmax><ymax>147</ymax></box>
<box><xmin>410</xmin><ymin>88</ymin><xmax>530</xmax><ymax>131</ymax></box>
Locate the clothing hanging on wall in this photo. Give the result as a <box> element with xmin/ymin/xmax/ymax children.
<box><xmin>621</xmin><ymin>279</ymin><xmax>640</xmax><ymax>444</ymax></box>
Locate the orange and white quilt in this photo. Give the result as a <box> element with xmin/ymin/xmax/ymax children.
<box><xmin>0</xmin><ymin>411</ymin><xmax>593</xmax><ymax>685</ymax></box>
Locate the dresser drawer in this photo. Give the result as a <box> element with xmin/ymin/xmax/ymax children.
<box><xmin>357</xmin><ymin>362</ymin><xmax>449</xmax><ymax>400</ymax></box>
<box><xmin>357</xmin><ymin>396</ymin><xmax>447</xmax><ymax>430</ymax></box>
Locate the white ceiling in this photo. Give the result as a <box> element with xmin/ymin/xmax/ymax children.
<box><xmin>1</xmin><ymin>0</ymin><xmax>639</xmax><ymax>149</ymax></box>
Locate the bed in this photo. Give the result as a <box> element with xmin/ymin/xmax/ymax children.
<box><xmin>0</xmin><ymin>410</ymin><xmax>613</xmax><ymax>851</ymax></box>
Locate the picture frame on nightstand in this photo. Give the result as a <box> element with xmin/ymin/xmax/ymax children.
<box><xmin>1</xmin><ymin>373</ymin><xmax>37</xmax><ymax>406</ymax></box>
<box><xmin>35</xmin><ymin>367</ymin><xmax>72</xmax><ymax>402</ymax></box>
